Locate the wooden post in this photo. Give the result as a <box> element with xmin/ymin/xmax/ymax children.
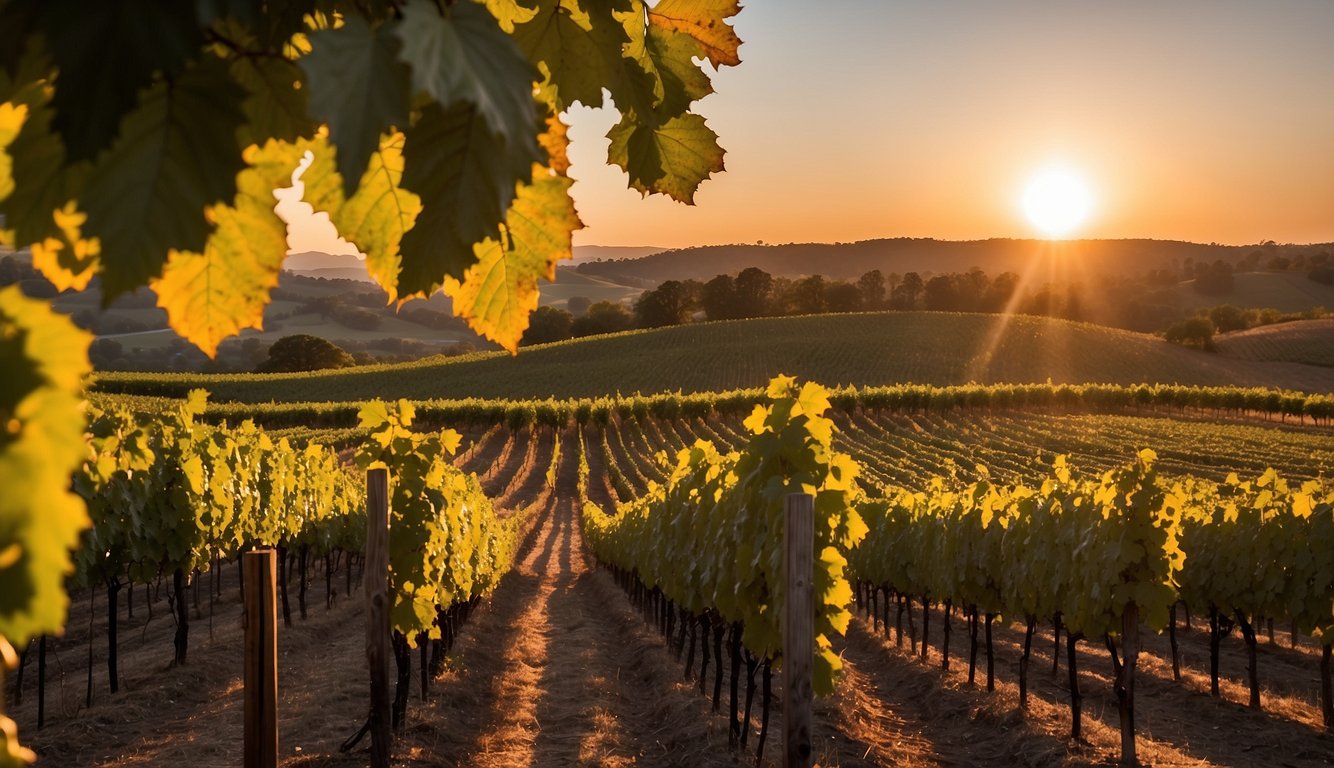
<box><xmin>243</xmin><ymin>549</ymin><xmax>278</xmax><ymax>768</ymax></box>
<box><xmin>366</xmin><ymin>468</ymin><xmax>392</xmax><ymax>768</ymax></box>
<box><xmin>783</xmin><ymin>493</ymin><xmax>814</xmax><ymax>768</ymax></box>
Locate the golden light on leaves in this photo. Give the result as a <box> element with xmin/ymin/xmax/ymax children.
<box><xmin>29</xmin><ymin>202</ymin><xmax>101</xmax><ymax>292</ymax></box>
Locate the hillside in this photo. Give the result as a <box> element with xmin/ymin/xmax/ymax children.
<box><xmin>1216</xmin><ymin>318</ymin><xmax>1334</xmax><ymax>367</ymax></box>
<box><xmin>94</xmin><ymin>311</ymin><xmax>1334</xmax><ymax>403</ymax></box>
<box><xmin>575</xmin><ymin>238</ymin><xmax>1332</xmax><ymax>283</ymax></box>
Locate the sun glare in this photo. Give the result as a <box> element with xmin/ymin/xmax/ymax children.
<box><xmin>1022</xmin><ymin>168</ymin><xmax>1093</xmax><ymax>238</ymax></box>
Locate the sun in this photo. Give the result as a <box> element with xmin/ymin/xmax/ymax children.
<box><xmin>1022</xmin><ymin>167</ymin><xmax>1093</xmax><ymax>238</ymax></box>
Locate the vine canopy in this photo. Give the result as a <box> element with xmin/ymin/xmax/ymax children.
<box><xmin>0</xmin><ymin>0</ymin><xmax>743</xmax><ymax>354</ymax></box>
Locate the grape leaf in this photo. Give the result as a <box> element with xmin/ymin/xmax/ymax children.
<box><xmin>28</xmin><ymin>202</ymin><xmax>100</xmax><ymax>292</ymax></box>
<box><xmin>331</xmin><ymin>133</ymin><xmax>422</xmax><ymax>303</ymax></box>
<box><xmin>150</xmin><ymin>139</ymin><xmax>307</xmax><ymax>357</ymax></box>
<box><xmin>0</xmin><ymin>103</ymin><xmax>23</xmax><ymax>204</ymax></box>
<box><xmin>0</xmin><ymin>59</ymin><xmax>88</xmax><ymax>250</ymax></box>
<box><xmin>301</xmin><ymin>16</ymin><xmax>411</xmax><ymax>197</ymax></box>
<box><xmin>395</xmin><ymin>0</ymin><xmax>542</xmax><ymax>169</ymax></box>
<box><xmin>607</xmin><ymin>112</ymin><xmax>724</xmax><ymax>203</ymax></box>
<box><xmin>445</xmin><ymin>167</ymin><xmax>581</xmax><ymax>352</ymax></box>
<box><xmin>482</xmin><ymin>0</ymin><xmax>540</xmax><ymax>32</ymax></box>
<box><xmin>0</xmin><ymin>285</ymin><xmax>91</xmax><ymax>645</ymax></box>
<box><xmin>647</xmin><ymin>0</ymin><xmax>743</xmax><ymax>69</ymax></box>
<box><xmin>81</xmin><ymin>55</ymin><xmax>248</xmax><ymax>301</ymax></box>
<box><xmin>397</xmin><ymin>101</ymin><xmax>532</xmax><ymax>296</ymax></box>
<box><xmin>42</xmin><ymin>0</ymin><xmax>203</xmax><ymax>162</ymax></box>
<box><xmin>632</xmin><ymin>11</ymin><xmax>714</xmax><ymax>118</ymax></box>
<box><xmin>230</xmin><ymin>54</ymin><xmax>313</xmax><ymax>148</ymax></box>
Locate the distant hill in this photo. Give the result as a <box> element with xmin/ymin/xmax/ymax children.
<box><xmin>575</xmin><ymin>238</ymin><xmax>1333</xmax><ymax>283</ymax></box>
<box><xmin>1180</xmin><ymin>271</ymin><xmax>1334</xmax><ymax>315</ymax></box>
<box><xmin>94</xmin><ymin>312</ymin><xmax>1334</xmax><ymax>403</ymax></box>
<box><xmin>281</xmin><ymin>246</ymin><xmax>667</xmax><ymax>280</ymax></box>
<box><xmin>1216</xmin><ymin>318</ymin><xmax>1334</xmax><ymax>367</ymax></box>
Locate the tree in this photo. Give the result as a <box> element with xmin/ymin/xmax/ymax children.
<box><xmin>566</xmin><ymin>296</ymin><xmax>592</xmax><ymax>317</ymax></box>
<box><xmin>734</xmin><ymin>266</ymin><xmax>773</xmax><ymax>317</ymax></box>
<box><xmin>824</xmin><ymin>281</ymin><xmax>862</xmax><ymax>313</ymax></box>
<box><xmin>256</xmin><ymin>334</ymin><xmax>356</xmax><ymax>372</ymax></box>
<box><xmin>1164</xmin><ymin>316</ymin><xmax>1217</xmax><ymax>352</ymax></box>
<box><xmin>701</xmin><ymin>274</ymin><xmax>737</xmax><ymax>320</ymax></box>
<box><xmin>856</xmin><ymin>270</ymin><xmax>886</xmax><ymax>310</ymax></box>
<box><xmin>520</xmin><ymin>305</ymin><xmax>573</xmax><ymax>346</ymax></box>
<box><xmin>891</xmin><ymin>271</ymin><xmax>923</xmax><ymax>309</ymax></box>
<box><xmin>572</xmin><ymin>301</ymin><xmax>634</xmax><ymax>337</ymax></box>
<box><xmin>1208</xmin><ymin>304</ymin><xmax>1250</xmax><ymax>333</ymax></box>
<box><xmin>790</xmin><ymin>274</ymin><xmax>826</xmax><ymax>314</ymax></box>
<box><xmin>634</xmin><ymin>279</ymin><xmax>695</xmax><ymax>328</ymax></box>
<box><xmin>923</xmin><ymin>275</ymin><xmax>958</xmax><ymax>311</ymax></box>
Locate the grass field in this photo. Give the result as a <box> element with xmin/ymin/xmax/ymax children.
<box><xmin>94</xmin><ymin>311</ymin><xmax>1334</xmax><ymax>403</ymax></box>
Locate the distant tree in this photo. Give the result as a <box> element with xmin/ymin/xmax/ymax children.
<box><xmin>572</xmin><ymin>301</ymin><xmax>635</xmax><ymax>337</ymax></box>
<box><xmin>634</xmin><ymin>280</ymin><xmax>695</xmax><ymax>327</ymax></box>
<box><xmin>856</xmin><ymin>270</ymin><xmax>886</xmax><ymax>310</ymax></box>
<box><xmin>87</xmin><ymin>339</ymin><xmax>125</xmax><ymax>369</ymax></box>
<box><xmin>734</xmin><ymin>267</ymin><xmax>774</xmax><ymax>317</ymax></box>
<box><xmin>890</xmin><ymin>271</ymin><xmax>923</xmax><ymax>310</ymax></box>
<box><xmin>983</xmin><ymin>271</ymin><xmax>1020</xmax><ymax>312</ymax></box>
<box><xmin>567</xmin><ymin>296</ymin><xmax>593</xmax><ymax>316</ymax></box>
<box><xmin>1207</xmin><ymin>304</ymin><xmax>1250</xmax><ymax>333</ymax></box>
<box><xmin>790</xmin><ymin>275</ymin><xmax>827</xmax><ymax>314</ymax></box>
<box><xmin>701</xmin><ymin>274</ymin><xmax>737</xmax><ymax>320</ymax></box>
<box><xmin>256</xmin><ymin>334</ymin><xmax>355</xmax><ymax>372</ymax></box>
<box><xmin>923</xmin><ymin>275</ymin><xmax>958</xmax><ymax>311</ymax></box>
<box><xmin>521</xmin><ymin>306</ymin><xmax>574</xmax><ymax>345</ymax></box>
<box><xmin>1164</xmin><ymin>316</ymin><xmax>1216</xmax><ymax>352</ymax></box>
<box><xmin>824</xmin><ymin>281</ymin><xmax>862</xmax><ymax>313</ymax></box>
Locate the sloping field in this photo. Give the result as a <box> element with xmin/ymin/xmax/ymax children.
<box><xmin>1216</xmin><ymin>318</ymin><xmax>1334</xmax><ymax>367</ymax></box>
<box><xmin>1182</xmin><ymin>271</ymin><xmax>1334</xmax><ymax>314</ymax></box>
<box><xmin>94</xmin><ymin>312</ymin><xmax>1334</xmax><ymax>403</ymax></box>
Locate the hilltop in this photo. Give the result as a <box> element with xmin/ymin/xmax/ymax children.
<box><xmin>575</xmin><ymin>238</ymin><xmax>1332</xmax><ymax>283</ymax></box>
<box><xmin>93</xmin><ymin>311</ymin><xmax>1334</xmax><ymax>403</ymax></box>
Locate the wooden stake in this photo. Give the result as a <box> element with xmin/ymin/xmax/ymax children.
<box><xmin>783</xmin><ymin>493</ymin><xmax>813</xmax><ymax>768</ymax></box>
<box><xmin>244</xmin><ymin>549</ymin><xmax>278</xmax><ymax>768</ymax></box>
<box><xmin>366</xmin><ymin>468</ymin><xmax>392</xmax><ymax>768</ymax></box>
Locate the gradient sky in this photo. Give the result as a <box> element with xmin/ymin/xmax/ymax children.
<box><xmin>565</xmin><ymin>0</ymin><xmax>1334</xmax><ymax>248</ymax></box>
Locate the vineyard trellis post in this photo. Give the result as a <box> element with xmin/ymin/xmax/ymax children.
<box><xmin>783</xmin><ymin>493</ymin><xmax>814</xmax><ymax>768</ymax></box>
<box><xmin>243</xmin><ymin>549</ymin><xmax>278</xmax><ymax>768</ymax></box>
<box><xmin>366</xmin><ymin>468</ymin><xmax>393</xmax><ymax>768</ymax></box>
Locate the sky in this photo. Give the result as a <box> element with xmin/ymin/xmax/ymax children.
<box><xmin>566</xmin><ymin>0</ymin><xmax>1334</xmax><ymax>248</ymax></box>
<box><xmin>290</xmin><ymin>1</ymin><xmax>1334</xmax><ymax>256</ymax></box>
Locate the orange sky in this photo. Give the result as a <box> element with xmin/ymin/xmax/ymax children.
<box><xmin>289</xmin><ymin>1</ymin><xmax>1334</xmax><ymax>256</ymax></box>
<box><xmin>563</xmin><ymin>0</ymin><xmax>1334</xmax><ymax>248</ymax></box>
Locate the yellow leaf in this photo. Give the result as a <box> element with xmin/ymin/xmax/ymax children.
<box><xmin>0</xmin><ymin>102</ymin><xmax>25</xmax><ymax>204</ymax></box>
<box><xmin>29</xmin><ymin>201</ymin><xmax>101</xmax><ymax>292</ymax></box>
<box><xmin>648</xmin><ymin>0</ymin><xmax>743</xmax><ymax>68</ymax></box>
<box><xmin>151</xmin><ymin>139</ymin><xmax>311</xmax><ymax>357</ymax></box>
<box><xmin>445</xmin><ymin>166</ymin><xmax>581</xmax><ymax>352</ymax></box>
<box><xmin>332</xmin><ymin>132</ymin><xmax>421</xmax><ymax>303</ymax></box>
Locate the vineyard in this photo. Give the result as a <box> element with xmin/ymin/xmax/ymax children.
<box><xmin>92</xmin><ymin>312</ymin><xmax>1334</xmax><ymax>402</ymax></box>
<box><xmin>6</xmin><ymin>378</ymin><xmax>1333</xmax><ymax>767</ymax></box>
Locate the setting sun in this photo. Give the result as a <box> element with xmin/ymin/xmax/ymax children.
<box><xmin>1022</xmin><ymin>168</ymin><xmax>1093</xmax><ymax>238</ymax></box>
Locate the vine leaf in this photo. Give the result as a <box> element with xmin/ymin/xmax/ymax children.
<box><xmin>647</xmin><ymin>0</ymin><xmax>743</xmax><ymax>69</ymax></box>
<box><xmin>607</xmin><ymin>112</ymin><xmax>724</xmax><ymax>203</ymax></box>
<box><xmin>29</xmin><ymin>202</ymin><xmax>100</xmax><ymax>292</ymax></box>
<box><xmin>151</xmin><ymin>139</ymin><xmax>311</xmax><ymax>357</ymax></box>
<box><xmin>230</xmin><ymin>53</ymin><xmax>314</xmax><ymax>148</ymax></box>
<box><xmin>81</xmin><ymin>55</ymin><xmax>248</xmax><ymax>301</ymax></box>
<box><xmin>446</xmin><ymin>167</ymin><xmax>581</xmax><ymax>352</ymax></box>
<box><xmin>0</xmin><ymin>102</ymin><xmax>23</xmax><ymax>205</ymax></box>
<box><xmin>397</xmin><ymin>101</ymin><xmax>532</xmax><ymax>296</ymax></box>
<box><xmin>0</xmin><ymin>285</ymin><xmax>91</xmax><ymax>646</ymax></box>
<box><xmin>395</xmin><ymin>0</ymin><xmax>542</xmax><ymax>168</ymax></box>
<box><xmin>301</xmin><ymin>16</ymin><xmax>411</xmax><ymax>197</ymax></box>
<box><xmin>331</xmin><ymin>133</ymin><xmax>423</xmax><ymax>303</ymax></box>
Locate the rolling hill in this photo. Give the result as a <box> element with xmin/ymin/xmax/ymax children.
<box><xmin>94</xmin><ymin>311</ymin><xmax>1334</xmax><ymax>403</ymax></box>
<box><xmin>1215</xmin><ymin>318</ymin><xmax>1334</xmax><ymax>367</ymax></box>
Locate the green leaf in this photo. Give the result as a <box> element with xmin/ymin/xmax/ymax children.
<box><xmin>301</xmin><ymin>16</ymin><xmax>410</xmax><ymax>197</ymax></box>
<box><xmin>606</xmin><ymin>111</ymin><xmax>724</xmax><ymax>203</ymax></box>
<box><xmin>43</xmin><ymin>0</ymin><xmax>204</xmax><ymax>162</ymax></box>
<box><xmin>81</xmin><ymin>55</ymin><xmax>248</xmax><ymax>300</ymax></box>
<box><xmin>447</xmin><ymin>167</ymin><xmax>581</xmax><ymax>352</ymax></box>
<box><xmin>332</xmin><ymin>132</ymin><xmax>422</xmax><ymax>303</ymax></box>
<box><xmin>0</xmin><ymin>55</ymin><xmax>88</xmax><ymax>249</ymax></box>
<box><xmin>0</xmin><ymin>285</ymin><xmax>91</xmax><ymax>646</ymax></box>
<box><xmin>395</xmin><ymin>0</ymin><xmax>542</xmax><ymax>167</ymax></box>
<box><xmin>397</xmin><ymin>101</ymin><xmax>532</xmax><ymax>295</ymax></box>
<box><xmin>635</xmin><ymin>13</ymin><xmax>714</xmax><ymax>118</ymax></box>
<box><xmin>151</xmin><ymin>138</ymin><xmax>308</xmax><ymax>357</ymax></box>
<box><xmin>230</xmin><ymin>53</ymin><xmax>313</xmax><ymax>147</ymax></box>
